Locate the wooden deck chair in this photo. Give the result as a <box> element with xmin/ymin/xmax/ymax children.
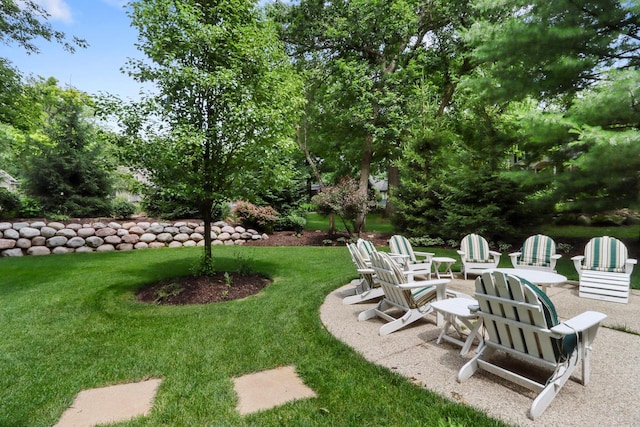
<box><xmin>509</xmin><ymin>234</ymin><xmax>561</xmax><ymax>272</ymax></box>
<box><xmin>342</xmin><ymin>243</ymin><xmax>385</xmax><ymax>305</ymax></box>
<box><xmin>571</xmin><ymin>236</ymin><xmax>637</xmax><ymax>303</ymax></box>
<box><xmin>458</xmin><ymin>271</ymin><xmax>607</xmax><ymax>420</ymax></box>
<box><xmin>356</xmin><ymin>238</ymin><xmax>377</xmax><ymax>266</ymax></box>
<box><xmin>457</xmin><ymin>234</ymin><xmax>501</xmax><ymax>279</ymax></box>
<box><xmin>358</xmin><ymin>251</ymin><xmax>450</xmax><ymax>335</ymax></box>
<box><xmin>388</xmin><ymin>235</ymin><xmax>434</xmax><ymax>280</ymax></box>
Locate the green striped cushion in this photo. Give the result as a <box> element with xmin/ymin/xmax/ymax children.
<box><xmin>389</xmin><ymin>235</ymin><xmax>417</xmax><ymax>263</ymax></box>
<box><xmin>518</xmin><ymin>277</ymin><xmax>576</xmax><ymax>362</ymax></box>
<box><xmin>462</xmin><ymin>234</ymin><xmax>491</xmax><ymax>263</ymax></box>
<box><xmin>584</xmin><ymin>236</ymin><xmax>628</xmax><ymax>273</ymax></box>
<box><xmin>519</xmin><ymin>234</ymin><xmax>555</xmax><ymax>267</ymax></box>
<box><xmin>357</xmin><ymin>239</ymin><xmax>376</xmax><ymax>259</ymax></box>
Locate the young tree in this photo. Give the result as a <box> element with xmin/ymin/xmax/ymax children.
<box><xmin>22</xmin><ymin>82</ymin><xmax>113</xmax><ymax>217</ymax></box>
<box><xmin>107</xmin><ymin>0</ymin><xmax>303</xmax><ymax>269</ymax></box>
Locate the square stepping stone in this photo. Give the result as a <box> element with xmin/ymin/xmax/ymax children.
<box><xmin>233</xmin><ymin>366</ymin><xmax>317</xmax><ymax>415</ymax></box>
<box><xmin>55</xmin><ymin>378</ymin><xmax>162</xmax><ymax>427</ymax></box>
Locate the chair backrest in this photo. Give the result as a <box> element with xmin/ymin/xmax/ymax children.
<box><xmin>356</xmin><ymin>238</ymin><xmax>376</xmax><ymax>261</ymax></box>
<box><xmin>460</xmin><ymin>234</ymin><xmax>491</xmax><ymax>263</ymax></box>
<box><xmin>519</xmin><ymin>234</ymin><xmax>556</xmax><ymax>267</ymax></box>
<box><xmin>583</xmin><ymin>236</ymin><xmax>629</xmax><ymax>273</ymax></box>
<box><xmin>347</xmin><ymin>243</ymin><xmax>375</xmax><ymax>288</ymax></box>
<box><xmin>369</xmin><ymin>251</ymin><xmax>434</xmax><ymax>309</ymax></box>
<box><xmin>475</xmin><ymin>271</ymin><xmax>575</xmax><ymax>364</ymax></box>
<box><xmin>389</xmin><ymin>235</ymin><xmax>417</xmax><ymax>262</ymax></box>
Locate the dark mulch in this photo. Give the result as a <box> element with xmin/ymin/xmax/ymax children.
<box><xmin>136</xmin><ymin>272</ymin><xmax>271</xmax><ymax>305</ymax></box>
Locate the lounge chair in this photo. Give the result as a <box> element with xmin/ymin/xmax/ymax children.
<box><xmin>509</xmin><ymin>234</ymin><xmax>561</xmax><ymax>272</ymax></box>
<box><xmin>356</xmin><ymin>238</ymin><xmax>376</xmax><ymax>266</ymax></box>
<box><xmin>571</xmin><ymin>236</ymin><xmax>637</xmax><ymax>303</ymax></box>
<box><xmin>458</xmin><ymin>271</ymin><xmax>607</xmax><ymax>419</ymax></box>
<box><xmin>342</xmin><ymin>243</ymin><xmax>384</xmax><ymax>305</ymax></box>
<box><xmin>457</xmin><ymin>234</ymin><xmax>501</xmax><ymax>279</ymax></box>
<box><xmin>358</xmin><ymin>251</ymin><xmax>451</xmax><ymax>335</ymax></box>
<box><xmin>388</xmin><ymin>234</ymin><xmax>434</xmax><ymax>280</ymax></box>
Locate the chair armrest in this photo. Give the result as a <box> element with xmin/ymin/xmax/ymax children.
<box><xmin>446</xmin><ymin>290</ymin><xmax>473</xmax><ymax>299</ymax></box>
<box><xmin>509</xmin><ymin>252</ymin><xmax>520</xmax><ymax>268</ymax></box>
<box><xmin>509</xmin><ymin>251</ymin><xmax>522</xmax><ymax>257</ymax></box>
<box><xmin>551</xmin><ymin>311</ymin><xmax>607</xmax><ymax>335</ymax></box>
<box><xmin>551</xmin><ymin>254</ymin><xmax>562</xmax><ymax>260</ymax></box>
<box><xmin>414</xmin><ymin>251</ymin><xmax>434</xmax><ymax>262</ymax></box>
<box><xmin>398</xmin><ymin>279</ymin><xmax>449</xmax><ymax>290</ymax></box>
<box><xmin>571</xmin><ymin>255</ymin><xmax>585</xmax><ymax>275</ymax></box>
<box><xmin>357</xmin><ymin>268</ymin><xmax>374</xmax><ymax>275</ymax></box>
<box><xmin>489</xmin><ymin>251</ymin><xmax>501</xmax><ymax>256</ymax></box>
<box><xmin>571</xmin><ymin>255</ymin><xmax>585</xmax><ymax>261</ymax></box>
<box><xmin>628</xmin><ymin>259</ymin><xmax>638</xmax><ymax>265</ymax></box>
<box><xmin>456</xmin><ymin>250</ymin><xmax>465</xmax><ymax>256</ymax></box>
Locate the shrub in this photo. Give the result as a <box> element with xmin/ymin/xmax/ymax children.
<box><xmin>19</xmin><ymin>196</ymin><xmax>43</xmax><ymax>218</ymax></box>
<box><xmin>234</xmin><ymin>201</ymin><xmax>279</xmax><ymax>233</ymax></box>
<box><xmin>275</xmin><ymin>212</ymin><xmax>306</xmax><ymax>234</ymax></box>
<box><xmin>0</xmin><ymin>188</ymin><xmax>21</xmax><ymax>219</ymax></box>
<box><xmin>112</xmin><ymin>198</ymin><xmax>136</xmax><ymax>219</ymax></box>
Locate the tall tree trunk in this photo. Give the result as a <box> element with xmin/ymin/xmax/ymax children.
<box><xmin>386</xmin><ymin>163</ymin><xmax>399</xmax><ymax>217</ymax></box>
<box><xmin>356</xmin><ymin>135</ymin><xmax>373</xmax><ymax>234</ymax></box>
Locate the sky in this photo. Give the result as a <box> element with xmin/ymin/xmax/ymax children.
<box><xmin>1</xmin><ymin>0</ymin><xmax>150</xmax><ymax>101</ymax></box>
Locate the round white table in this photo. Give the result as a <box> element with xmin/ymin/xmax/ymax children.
<box><xmin>491</xmin><ymin>268</ymin><xmax>567</xmax><ymax>294</ymax></box>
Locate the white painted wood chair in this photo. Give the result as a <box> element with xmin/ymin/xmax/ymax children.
<box><xmin>457</xmin><ymin>234</ymin><xmax>501</xmax><ymax>279</ymax></box>
<box><xmin>458</xmin><ymin>271</ymin><xmax>607</xmax><ymax>420</ymax></box>
<box><xmin>388</xmin><ymin>235</ymin><xmax>434</xmax><ymax>280</ymax></box>
<box><xmin>342</xmin><ymin>243</ymin><xmax>384</xmax><ymax>305</ymax></box>
<box><xmin>356</xmin><ymin>238</ymin><xmax>376</xmax><ymax>266</ymax></box>
<box><xmin>358</xmin><ymin>251</ymin><xmax>452</xmax><ymax>335</ymax></box>
<box><xmin>509</xmin><ymin>234</ymin><xmax>561</xmax><ymax>272</ymax></box>
<box><xmin>571</xmin><ymin>236</ymin><xmax>637</xmax><ymax>303</ymax></box>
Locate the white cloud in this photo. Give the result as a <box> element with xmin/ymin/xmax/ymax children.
<box><xmin>32</xmin><ymin>0</ymin><xmax>73</xmax><ymax>23</ymax></box>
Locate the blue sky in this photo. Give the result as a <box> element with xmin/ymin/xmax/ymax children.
<box><xmin>0</xmin><ymin>0</ymin><xmax>144</xmax><ymax>100</ymax></box>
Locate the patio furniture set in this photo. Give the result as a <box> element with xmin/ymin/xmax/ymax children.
<box><xmin>343</xmin><ymin>233</ymin><xmax>636</xmax><ymax>420</ymax></box>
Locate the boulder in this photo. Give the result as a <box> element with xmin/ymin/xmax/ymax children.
<box><xmin>183</xmin><ymin>240</ymin><xmax>197</xmax><ymax>247</ymax></box>
<box><xmin>66</xmin><ymin>223</ymin><xmax>82</xmax><ymax>231</ymax></box>
<box><xmin>40</xmin><ymin>227</ymin><xmax>57</xmax><ymax>238</ymax></box>
<box><xmin>104</xmin><ymin>235</ymin><xmax>122</xmax><ymax>245</ymax></box>
<box><xmin>96</xmin><ymin>244</ymin><xmax>116</xmax><ymax>252</ymax></box>
<box><xmin>148</xmin><ymin>242</ymin><xmax>166</xmax><ymax>249</ymax></box>
<box><xmin>108</xmin><ymin>222</ymin><xmax>122</xmax><ymax>229</ymax></box>
<box><xmin>156</xmin><ymin>233</ymin><xmax>173</xmax><ymax>243</ymax></box>
<box><xmin>47</xmin><ymin>222</ymin><xmax>65</xmax><ymax>230</ymax></box>
<box><xmin>77</xmin><ymin>228</ymin><xmax>96</xmax><ymax>238</ymax></box>
<box><xmin>164</xmin><ymin>226</ymin><xmax>179</xmax><ymax>235</ymax></box>
<box><xmin>66</xmin><ymin>237</ymin><xmax>86</xmax><ymax>248</ymax></box>
<box><xmin>3</xmin><ymin>228</ymin><xmax>19</xmax><ymax>239</ymax></box>
<box><xmin>95</xmin><ymin>227</ymin><xmax>117</xmax><ymax>237</ymax></box>
<box><xmin>122</xmin><ymin>234</ymin><xmax>140</xmax><ymax>244</ymax></box>
<box><xmin>19</xmin><ymin>227</ymin><xmax>40</xmax><ymax>238</ymax></box>
<box><xmin>0</xmin><ymin>239</ymin><xmax>16</xmax><ymax>250</ymax></box>
<box><xmin>2</xmin><ymin>248</ymin><xmax>23</xmax><ymax>257</ymax></box>
<box><xmin>128</xmin><ymin>226</ymin><xmax>146</xmax><ymax>235</ymax></box>
<box><xmin>12</xmin><ymin>222</ymin><xmax>30</xmax><ymax>230</ymax></box>
<box><xmin>0</xmin><ymin>222</ymin><xmax>12</xmax><ymax>231</ymax></box>
<box><xmin>55</xmin><ymin>228</ymin><xmax>77</xmax><ymax>238</ymax></box>
<box><xmin>27</xmin><ymin>246</ymin><xmax>51</xmax><ymax>256</ymax></box>
<box><xmin>190</xmin><ymin>232</ymin><xmax>204</xmax><ymax>242</ymax></box>
<box><xmin>52</xmin><ymin>247</ymin><xmax>73</xmax><ymax>254</ymax></box>
<box><xmin>46</xmin><ymin>236</ymin><xmax>68</xmax><ymax>248</ymax></box>
<box><xmin>116</xmin><ymin>243</ymin><xmax>134</xmax><ymax>251</ymax></box>
<box><xmin>75</xmin><ymin>247</ymin><xmax>94</xmax><ymax>253</ymax></box>
<box><xmin>32</xmin><ymin>236</ymin><xmax>46</xmax><ymax>246</ymax></box>
<box><xmin>168</xmin><ymin>241</ymin><xmax>183</xmax><ymax>248</ymax></box>
<box><xmin>85</xmin><ymin>236</ymin><xmax>105</xmax><ymax>248</ymax></box>
<box><xmin>16</xmin><ymin>238</ymin><xmax>32</xmax><ymax>249</ymax></box>
<box><xmin>140</xmin><ymin>233</ymin><xmax>157</xmax><ymax>243</ymax></box>
<box><xmin>173</xmin><ymin>233</ymin><xmax>190</xmax><ymax>242</ymax></box>
<box><xmin>134</xmin><ymin>242</ymin><xmax>149</xmax><ymax>249</ymax></box>
<box><xmin>30</xmin><ymin>221</ymin><xmax>46</xmax><ymax>229</ymax></box>
<box><xmin>218</xmin><ymin>232</ymin><xmax>231</xmax><ymax>241</ymax></box>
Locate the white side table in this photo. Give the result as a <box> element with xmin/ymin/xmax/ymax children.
<box><xmin>430</xmin><ymin>297</ymin><xmax>483</xmax><ymax>355</ymax></box>
<box><xmin>432</xmin><ymin>257</ymin><xmax>456</xmax><ymax>279</ymax></box>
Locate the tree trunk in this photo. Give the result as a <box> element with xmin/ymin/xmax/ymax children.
<box><xmin>202</xmin><ymin>201</ymin><xmax>213</xmax><ymax>267</ymax></box>
<box><xmin>386</xmin><ymin>163</ymin><xmax>399</xmax><ymax>217</ymax></box>
<box><xmin>356</xmin><ymin>136</ymin><xmax>373</xmax><ymax>234</ymax></box>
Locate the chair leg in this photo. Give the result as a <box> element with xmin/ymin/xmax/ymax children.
<box><xmin>379</xmin><ymin>309</ymin><xmax>426</xmax><ymax>336</ymax></box>
<box><xmin>529</xmin><ymin>355</ymin><xmax>579</xmax><ymax>419</ymax></box>
<box><xmin>343</xmin><ymin>288</ymin><xmax>384</xmax><ymax>305</ymax></box>
<box><xmin>457</xmin><ymin>346</ymin><xmax>494</xmax><ymax>382</ymax></box>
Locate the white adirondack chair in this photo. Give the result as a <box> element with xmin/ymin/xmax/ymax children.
<box><xmin>509</xmin><ymin>234</ymin><xmax>561</xmax><ymax>272</ymax></box>
<box><xmin>342</xmin><ymin>243</ymin><xmax>384</xmax><ymax>305</ymax></box>
<box><xmin>358</xmin><ymin>251</ymin><xmax>451</xmax><ymax>335</ymax></box>
<box><xmin>458</xmin><ymin>271</ymin><xmax>607</xmax><ymax>420</ymax></box>
<box><xmin>457</xmin><ymin>234</ymin><xmax>501</xmax><ymax>279</ymax></box>
<box><xmin>356</xmin><ymin>238</ymin><xmax>377</xmax><ymax>266</ymax></box>
<box><xmin>572</xmin><ymin>236</ymin><xmax>637</xmax><ymax>303</ymax></box>
<box><xmin>388</xmin><ymin>235</ymin><xmax>434</xmax><ymax>280</ymax></box>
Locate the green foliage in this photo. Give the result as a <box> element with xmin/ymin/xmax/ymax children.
<box><xmin>111</xmin><ymin>198</ymin><xmax>136</xmax><ymax>219</ymax></box>
<box><xmin>275</xmin><ymin>212</ymin><xmax>307</xmax><ymax>234</ymax></box>
<box><xmin>18</xmin><ymin>196</ymin><xmax>41</xmax><ymax>218</ymax></box>
<box><xmin>0</xmin><ymin>0</ymin><xmax>87</xmax><ymax>54</ymax></box>
<box><xmin>142</xmin><ymin>187</ymin><xmax>199</xmax><ymax>220</ymax></box>
<box><xmin>408</xmin><ymin>236</ymin><xmax>445</xmax><ymax>248</ymax></box>
<box><xmin>234</xmin><ymin>201</ymin><xmax>279</xmax><ymax>233</ymax></box>
<box><xmin>0</xmin><ymin>188</ymin><xmax>20</xmax><ymax>219</ymax></box>
<box><xmin>234</xmin><ymin>250</ymin><xmax>256</xmax><ymax>276</ymax></box>
<box><xmin>191</xmin><ymin>254</ymin><xmax>215</xmax><ymax>277</ymax></box>
<box><xmin>20</xmin><ymin>85</ymin><xmax>113</xmax><ymax>217</ymax></box>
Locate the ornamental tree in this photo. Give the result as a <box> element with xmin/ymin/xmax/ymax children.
<box><xmin>104</xmin><ymin>0</ymin><xmax>303</xmax><ymax>270</ymax></box>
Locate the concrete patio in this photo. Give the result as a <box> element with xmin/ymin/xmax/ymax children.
<box><xmin>320</xmin><ymin>277</ymin><xmax>640</xmax><ymax>426</ymax></box>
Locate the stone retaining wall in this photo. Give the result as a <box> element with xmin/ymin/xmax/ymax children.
<box><xmin>0</xmin><ymin>220</ymin><xmax>268</xmax><ymax>257</ymax></box>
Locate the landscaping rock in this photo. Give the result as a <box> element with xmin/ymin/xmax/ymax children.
<box><xmin>2</xmin><ymin>248</ymin><xmax>23</xmax><ymax>257</ymax></box>
<box><xmin>27</xmin><ymin>246</ymin><xmax>51</xmax><ymax>256</ymax></box>
<box><xmin>46</xmin><ymin>236</ymin><xmax>68</xmax><ymax>247</ymax></box>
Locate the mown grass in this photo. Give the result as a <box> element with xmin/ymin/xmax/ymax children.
<box><xmin>0</xmin><ymin>246</ymin><xmax>504</xmax><ymax>426</ymax></box>
<box><xmin>305</xmin><ymin>212</ymin><xmax>394</xmax><ymax>233</ymax></box>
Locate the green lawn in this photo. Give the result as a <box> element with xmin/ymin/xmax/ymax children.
<box><xmin>0</xmin><ymin>247</ymin><xmax>503</xmax><ymax>426</ymax></box>
<box><xmin>305</xmin><ymin>212</ymin><xmax>395</xmax><ymax>233</ymax></box>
